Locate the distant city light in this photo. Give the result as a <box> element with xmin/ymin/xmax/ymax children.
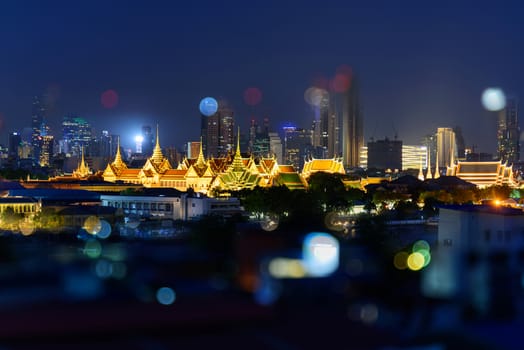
<box><xmin>481</xmin><ymin>87</ymin><xmax>506</xmax><ymax>111</ymax></box>
<box><xmin>135</xmin><ymin>134</ymin><xmax>143</xmax><ymax>153</ymax></box>
<box><xmin>199</xmin><ymin>97</ymin><xmax>219</xmax><ymax>116</ymax></box>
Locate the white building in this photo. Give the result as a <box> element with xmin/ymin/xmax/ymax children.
<box><xmin>423</xmin><ymin>204</ymin><xmax>524</xmax><ymax>319</ymax></box>
<box><xmin>100</xmin><ymin>192</ymin><xmax>243</xmax><ymax>221</ymax></box>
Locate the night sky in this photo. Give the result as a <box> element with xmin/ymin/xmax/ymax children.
<box><xmin>0</xmin><ymin>0</ymin><xmax>522</xmax><ymax>154</ymax></box>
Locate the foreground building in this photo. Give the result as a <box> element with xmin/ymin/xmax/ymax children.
<box><xmin>425</xmin><ymin>204</ymin><xmax>524</xmax><ymax>319</ymax></box>
<box><xmin>100</xmin><ymin>189</ymin><xmax>243</xmax><ymax>221</ymax></box>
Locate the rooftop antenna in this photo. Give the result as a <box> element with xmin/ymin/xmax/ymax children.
<box><xmin>391</xmin><ymin>122</ymin><xmax>398</xmax><ymax>140</ymax></box>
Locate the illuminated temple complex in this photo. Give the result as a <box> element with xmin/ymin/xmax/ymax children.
<box><xmin>102</xmin><ymin>130</ymin><xmax>310</xmax><ymax>194</ymax></box>
<box><xmin>446</xmin><ymin>160</ymin><xmax>517</xmax><ymax>188</ymax></box>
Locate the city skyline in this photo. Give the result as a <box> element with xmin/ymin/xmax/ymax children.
<box><xmin>0</xmin><ymin>1</ymin><xmax>523</xmax><ymax>154</ymax></box>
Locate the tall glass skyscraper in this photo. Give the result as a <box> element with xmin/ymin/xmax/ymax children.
<box><xmin>201</xmin><ymin>104</ymin><xmax>235</xmax><ymax>158</ymax></box>
<box><xmin>497</xmin><ymin>97</ymin><xmax>520</xmax><ymax>164</ymax></box>
<box><xmin>31</xmin><ymin>95</ymin><xmax>47</xmax><ymax>162</ymax></box>
<box><xmin>311</xmin><ymin>73</ymin><xmax>363</xmax><ymax>167</ymax></box>
<box><xmin>61</xmin><ymin>115</ymin><xmax>92</xmax><ymax>157</ymax></box>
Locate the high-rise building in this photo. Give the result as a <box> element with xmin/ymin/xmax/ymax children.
<box><xmin>8</xmin><ymin>132</ymin><xmax>21</xmax><ymax>160</ymax></box>
<box><xmin>497</xmin><ymin>97</ymin><xmax>520</xmax><ymax>163</ymax></box>
<box><xmin>313</xmin><ymin>74</ymin><xmax>363</xmax><ymax>167</ymax></box>
<box><xmin>436</xmin><ymin>127</ymin><xmax>457</xmax><ymax>169</ymax></box>
<box><xmin>284</xmin><ymin>126</ymin><xmax>313</xmax><ymax>171</ymax></box>
<box><xmin>248</xmin><ymin>118</ymin><xmax>271</xmax><ymax>159</ymax></box>
<box><xmin>31</xmin><ymin>95</ymin><xmax>49</xmax><ymax>162</ymax></box>
<box><xmin>268</xmin><ymin>132</ymin><xmax>283</xmax><ymax>164</ymax></box>
<box><xmin>61</xmin><ymin>115</ymin><xmax>92</xmax><ymax>157</ymax></box>
<box><xmin>339</xmin><ymin>76</ymin><xmax>363</xmax><ymax>167</ymax></box>
<box><xmin>367</xmin><ymin>137</ymin><xmax>402</xmax><ymax>170</ymax></box>
<box><xmin>359</xmin><ymin>145</ymin><xmax>427</xmax><ymax>170</ymax></box>
<box><xmin>201</xmin><ymin>105</ymin><xmax>235</xmax><ymax>158</ymax></box>
<box><xmin>141</xmin><ymin>125</ymin><xmax>154</xmax><ymax>157</ymax></box>
<box><xmin>39</xmin><ymin>135</ymin><xmax>54</xmax><ymax>166</ymax></box>
<box><xmin>453</xmin><ymin>126</ymin><xmax>466</xmax><ymax>160</ymax></box>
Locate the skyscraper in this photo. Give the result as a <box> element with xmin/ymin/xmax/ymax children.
<box><xmin>312</xmin><ymin>72</ymin><xmax>363</xmax><ymax>167</ymax></box>
<box><xmin>367</xmin><ymin>137</ymin><xmax>402</xmax><ymax>170</ymax></box>
<box><xmin>61</xmin><ymin>115</ymin><xmax>92</xmax><ymax>157</ymax></box>
<box><xmin>141</xmin><ymin>125</ymin><xmax>154</xmax><ymax>157</ymax></box>
<box><xmin>31</xmin><ymin>95</ymin><xmax>48</xmax><ymax>162</ymax></box>
<box><xmin>8</xmin><ymin>132</ymin><xmax>21</xmax><ymax>161</ymax></box>
<box><xmin>339</xmin><ymin>76</ymin><xmax>363</xmax><ymax>167</ymax></box>
<box><xmin>436</xmin><ymin>127</ymin><xmax>457</xmax><ymax>169</ymax></box>
<box><xmin>39</xmin><ymin>135</ymin><xmax>54</xmax><ymax>166</ymax></box>
<box><xmin>201</xmin><ymin>105</ymin><xmax>235</xmax><ymax>158</ymax></box>
<box><xmin>284</xmin><ymin>126</ymin><xmax>313</xmax><ymax>171</ymax></box>
<box><xmin>497</xmin><ymin>97</ymin><xmax>519</xmax><ymax>163</ymax></box>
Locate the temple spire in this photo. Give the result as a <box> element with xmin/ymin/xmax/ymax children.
<box><xmin>196</xmin><ymin>136</ymin><xmax>206</xmax><ymax>167</ymax></box>
<box><xmin>235</xmin><ymin>126</ymin><xmax>241</xmax><ymax>157</ymax></box>
<box><xmin>427</xmin><ymin>145</ymin><xmax>433</xmax><ymax>179</ymax></box>
<box><xmin>231</xmin><ymin>127</ymin><xmax>244</xmax><ymax>172</ymax></box>
<box><xmin>434</xmin><ymin>148</ymin><xmax>440</xmax><ymax>179</ymax></box>
<box><xmin>113</xmin><ymin>136</ymin><xmax>124</xmax><ymax>167</ymax></box>
<box><xmin>151</xmin><ymin>124</ymin><xmax>164</xmax><ymax>164</ymax></box>
<box><xmin>418</xmin><ymin>156</ymin><xmax>425</xmax><ymax>181</ymax></box>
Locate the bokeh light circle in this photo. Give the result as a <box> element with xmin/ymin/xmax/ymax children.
<box><xmin>304</xmin><ymin>87</ymin><xmax>328</xmax><ymax>107</ymax></box>
<box><xmin>260</xmin><ymin>213</ymin><xmax>279</xmax><ymax>231</ymax></box>
<box><xmin>243</xmin><ymin>87</ymin><xmax>263</xmax><ymax>106</ymax></box>
<box><xmin>19</xmin><ymin>219</ymin><xmax>35</xmax><ymax>236</ymax></box>
<box><xmin>96</xmin><ymin>219</ymin><xmax>112</xmax><ymax>239</ymax></box>
<box><xmin>84</xmin><ymin>240</ymin><xmax>102</xmax><ymax>259</ymax></box>
<box><xmin>199</xmin><ymin>97</ymin><xmax>218</xmax><ymax>116</ymax></box>
<box><xmin>95</xmin><ymin>259</ymin><xmax>113</xmax><ymax>279</ymax></box>
<box><xmin>330</xmin><ymin>74</ymin><xmax>351</xmax><ymax>93</ymax></box>
<box><xmin>481</xmin><ymin>88</ymin><xmax>506</xmax><ymax>111</ymax></box>
<box><xmin>302</xmin><ymin>232</ymin><xmax>340</xmax><ymax>277</ymax></box>
<box><xmin>156</xmin><ymin>287</ymin><xmax>176</xmax><ymax>305</ymax></box>
<box><xmin>360</xmin><ymin>303</ymin><xmax>379</xmax><ymax>324</ymax></box>
<box><xmin>412</xmin><ymin>240</ymin><xmax>430</xmax><ymax>253</ymax></box>
<box><xmin>111</xmin><ymin>262</ymin><xmax>127</xmax><ymax>279</ymax></box>
<box><xmin>393</xmin><ymin>251</ymin><xmax>409</xmax><ymax>270</ymax></box>
<box><xmin>101</xmin><ymin>89</ymin><xmax>119</xmax><ymax>109</ymax></box>
<box><xmin>407</xmin><ymin>252</ymin><xmax>425</xmax><ymax>271</ymax></box>
<box><xmin>83</xmin><ymin>216</ymin><xmax>102</xmax><ymax>235</ymax></box>
<box><xmin>324</xmin><ymin>211</ymin><xmax>348</xmax><ymax>232</ymax></box>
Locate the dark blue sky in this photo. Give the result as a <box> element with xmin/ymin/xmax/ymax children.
<box><xmin>0</xmin><ymin>0</ymin><xmax>522</xmax><ymax>153</ymax></box>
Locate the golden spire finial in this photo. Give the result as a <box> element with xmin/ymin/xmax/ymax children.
<box><xmin>235</xmin><ymin>126</ymin><xmax>241</xmax><ymax>157</ymax></box>
<box><xmin>151</xmin><ymin>123</ymin><xmax>164</xmax><ymax>164</ymax></box>
<box><xmin>230</xmin><ymin>126</ymin><xmax>245</xmax><ymax>172</ymax></box>
<box><xmin>196</xmin><ymin>136</ymin><xmax>206</xmax><ymax>166</ymax></box>
<box><xmin>113</xmin><ymin>136</ymin><xmax>124</xmax><ymax>167</ymax></box>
